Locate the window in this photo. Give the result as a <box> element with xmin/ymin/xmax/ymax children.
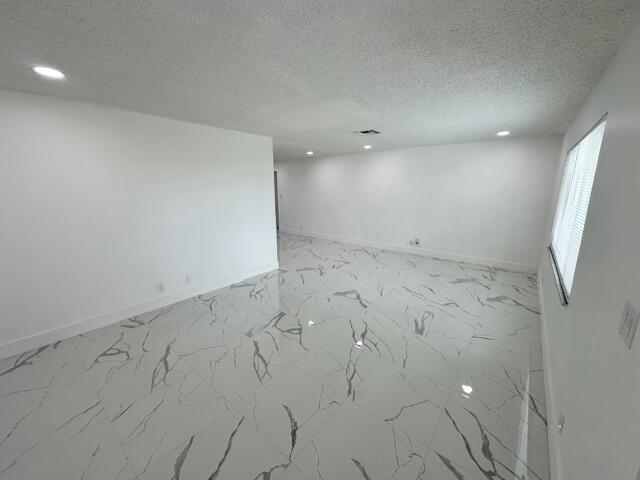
<box><xmin>549</xmin><ymin>116</ymin><xmax>606</xmax><ymax>304</ymax></box>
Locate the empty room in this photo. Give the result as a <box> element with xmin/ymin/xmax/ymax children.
<box><xmin>1</xmin><ymin>1</ymin><xmax>640</xmax><ymax>479</ymax></box>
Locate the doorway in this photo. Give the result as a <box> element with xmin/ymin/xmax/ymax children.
<box><xmin>273</xmin><ymin>170</ymin><xmax>279</xmax><ymax>230</ymax></box>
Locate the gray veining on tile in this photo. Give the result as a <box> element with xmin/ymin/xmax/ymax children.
<box><xmin>0</xmin><ymin>371</ymin><xmax>104</xmax><ymax>474</ymax></box>
<box><xmin>293</xmin><ymin>401</ymin><xmax>427</xmax><ymax>480</ymax></box>
<box><xmin>110</xmin><ymin>361</ymin><xmax>230</xmax><ymax>475</ymax></box>
<box><xmin>354</xmin><ymin>360</ymin><xmax>449</xmax><ymax>447</ymax></box>
<box><xmin>235</xmin><ymin>364</ymin><xmax>343</xmax><ymax>461</ymax></box>
<box><xmin>422</xmin><ymin>448</ymin><xmax>484</xmax><ymax>479</ymax></box>
<box><xmin>0</xmin><ymin>232</ymin><xmax>549</xmax><ymax>479</ymax></box>
<box><xmin>0</xmin><ymin>340</ymin><xmax>85</xmax><ymax>399</ymax></box>
<box><xmin>138</xmin><ymin>410</ymin><xmax>288</xmax><ymax>480</ymax></box>
<box><xmin>0</xmin><ymin>421</ymin><xmax>135</xmax><ymax>480</ymax></box>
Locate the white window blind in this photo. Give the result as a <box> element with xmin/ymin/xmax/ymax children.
<box><xmin>550</xmin><ymin>118</ymin><xmax>606</xmax><ymax>299</ymax></box>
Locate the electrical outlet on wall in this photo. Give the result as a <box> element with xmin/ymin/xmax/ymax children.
<box><xmin>619</xmin><ymin>301</ymin><xmax>639</xmax><ymax>349</ymax></box>
<box><xmin>155</xmin><ymin>282</ymin><xmax>165</xmax><ymax>293</ymax></box>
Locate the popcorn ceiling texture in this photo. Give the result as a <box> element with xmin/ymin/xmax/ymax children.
<box><xmin>1</xmin><ymin>0</ymin><xmax>638</xmax><ymax>161</ymax></box>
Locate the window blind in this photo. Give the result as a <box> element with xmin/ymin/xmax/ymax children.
<box><xmin>550</xmin><ymin>119</ymin><xmax>606</xmax><ymax>299</ymax></box>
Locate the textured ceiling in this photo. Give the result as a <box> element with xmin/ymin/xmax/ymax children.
<box><xmin>1</xmin><ymin>1</ymin><xmax>639</xmax><ymax>161</ymax></box>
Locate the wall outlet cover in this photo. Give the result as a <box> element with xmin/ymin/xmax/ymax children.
<box><xmin>619</xmin><ymin>301</ymin><xmax>639</xmax><ymax>349</ymax></box>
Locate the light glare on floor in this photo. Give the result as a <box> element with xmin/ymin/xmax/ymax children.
<box><xmin>496</xmin><ymin>131</ymin><xmax>510</xmax><ymax>136</ymax></box>
<box><xmin>32</xmin><ymin>65</ymin><xmax>66</xmax><ymax>80</ymax></box>
<box><xmin>306</xmin><ymin>151</ymin><xmax>314</xmax><ymax>156</ymax></box>
<box><xmin>363</xmin><ymin>145</ymin><xmax>372</xmax><ymax>149</ymax></box>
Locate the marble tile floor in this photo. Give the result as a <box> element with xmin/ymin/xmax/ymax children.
<box><xmin>0</xmin><ymin>232</ymin><xmax>549</xmax><ymax>479</ymax></box>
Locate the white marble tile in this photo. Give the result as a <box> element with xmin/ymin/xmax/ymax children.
<box><xmin>289</xmin><ymin>330</ymin><xmax>380</xmax><ymax>399</ymax></box>
<box><xmin>194</xmin><ymin>290</ymin><xmax>246</xmax><ymax>323</ymax></box>
<box><xmin>276</xmin><ymin>464</ymin><xmax>312</xmax><ymax>480</ymax></box>
<box><xmin>472</xmin><ymin>309</ymin><xmax>542</xmax><ymax>356</ymax></box>
<box><xmin>137</xmin><ymin>297</ymin><xmax>213</xmax><ymax>339</ymax></box>
<box><xmin>261</xmin><ymin>297</ymin><xmax>463</xmax><ymax>393</ymax></box>
<box><xmin>429</xmin><ymin>292</ymin><xmax>485</xmax><ymax>330</ymax></box>
<box><xmin>110</xmin><ymin>361</ymin><xmax>231</xmax><ymax>475</ymax></box>
<box><xmin>455</xmin><ymin>351</ymin><xmax>547</xmax><ymax>433</ymax></box>
<box><xmin>225</xmin><ymin>305</ymin><xmax>284</xmax><ymax>337</ymax></box>
<box><xmin>0</xmin><ymin>421</ymin><xmax>135</xmax><ymax>480</ymax></box>
<box><xmin>275</xmin><ymin>289</ymin><xmax>357</xmax><ymax>335</ymax></box>
<box><xmin>235</xmin><ymin>365</ymin><xmax>343</xmax><ymax>460</ymax></box>
<box><xmin>184</xmin><ymin>324</ymin><xmax>289</xmax><ymax>403</ymax></box>
<box><xmin>485</xmin><ymin>284</ymin><xmax>540</xmax><ymax>319</ymax></box>
<box><xmin>293</xmin><ymin>401</ymin><xmax>426</xmax><ymax>480</ymax></box>
<box><xmin>86</xmin><ymin>348</ymin><xmax>189</xmax><ymax>420</ymax></box>
<box><xmin>249</xmin><ymin>318</ymin><xmax>331</xmax><ymax>364</ymax></box>
<box><xmin>367</xmin><ymin>292</ymin><xmax>428</xmax><ymax>334</ymax></box>
<box><xmin>219</xmin><ymin>270</ymin><xmax>282</xmax><ymax>312</ymax></box>
<box><xmin>421</xmin><ymin>448</ymin><xmax>484</xmax><ymax>479</ymax></box>
<box><xmin>277</xmin><ymin>264</ymin><xmax>336</xmax><ymax>295</ymax></box>
<box><xmin>138</xmin><ymin>410</ymin><xmax>288</xmax><ymax>480</ymax></box>
<box><xmin>466</xmin><ymin>341</ymin><xmax>535</xmax><ymax>373</ymax></box>
<box><xmin>0</xmin><ymin>339</ymin><xmax>85</xmax><ymax>399</ymax></box>
<box><xmin>430</xmin><ymin>390</ymin><xmax>549</xmax><ymax>480</ymax></box>
<box><xmin>380</xmin><ymin>331</ymin><xmax>464</xmax><ymax>390</ymax></box>
<box><xmin>322</xmin><ymin>286</ymin><xmax>380</xmax><ymax>320</ymax></box>
<box><xmin>0</xmin><ymin>372</ymin><xmax>104</xmax><ymax>474</ymax></box>
<box><xmin>264</xmin><ymin>306</ymin><xmax>400</xmax><ymax>364</ymax></box>
<box><xmin>72</xmin><ymin>316</ymin><xmax>164</xmax><ymax>370</ymax></box>
<box><xmin>528</xmin><ymin>368</ymin><xmax>547</xmax><ymax>412</ymax></box>
<box><xmin>405</xmin><ymin>307</ymin><xmax>476</xmax><ymax>350</ymax></box>
<box><xmin>167</xmin><ymin>321</ymin><xmax>240</xmax><ymax>368</ymax></box>
<box><xmin>354</xmin><ymin>360</ymin><xmax>449</xmax><ymax>447</ymax></box>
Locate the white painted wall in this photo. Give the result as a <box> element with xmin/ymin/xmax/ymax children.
<box><xmin>276</xmin><ymin>137</ymin><xmax>561</xmax><ymax>271</ymax></box>
<box><xmin>538</xmin><ymin>20</ymin><xmax>640</xmax><ymax>480</ymax></box>
<box><xmin>0</xmin><ymin>89</ymin><xmax>278</xmax><ymax>358</ymax></box>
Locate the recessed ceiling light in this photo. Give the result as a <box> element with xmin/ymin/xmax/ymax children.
<box><xmin>363</xmin><ymin>145</ymin><xmax>372</xmax><ymax>150</ymax></box>
<box><xmin>306</xmin><ymin>151</ymin><xmax>314</xmax><ymax>156</ymax></box>
<box><xmin>32</xmin><ymin>65</ymin><xmax>66</xmax><ymax>80</ymax></box>
<box><xmin>462</xmin><ymin>384</ymin><xmax>473</xmax><ymax>395</ymax></box>
<box><xmin>354</xmin><ymin>340</ymin><xmax>363</xmax><ymax>349</ymax></box>
<box><xmin>496</xmin><ymin>131</ymin><xmax>510</xmax><ymax>137</ymax></box>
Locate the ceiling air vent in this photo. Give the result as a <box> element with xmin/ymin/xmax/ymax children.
<box><xmin>354</xmin><ymin>129</ymin><xmax>381</xmax><ymax>135</ymax></box>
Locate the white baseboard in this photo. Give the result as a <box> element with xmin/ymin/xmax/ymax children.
<box><xmin>538</xmin><ymin>266</ymin><xmax>562</xmax><ymax>480</ymax></box>
<box><xmin>280</xmin><ymin>227</ymin><xmax>537</xmax><ymax>273</ymax></box>
<box><xmin>0</xmin><ymin>261</ymin><xmax>279</xmax><ymax>360</ymax></box>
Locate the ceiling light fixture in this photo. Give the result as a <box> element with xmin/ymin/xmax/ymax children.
<box><xmin>363</xmin><ymin>145</ymin><xmax>372</xmax><ymax>150</ymax></box>
<box><xmin>496</xmin><ymin>131</ymin><xmax>510</xmax><ymax>137</ymax></box>
<box><xmin>462</xmin><ymin>384</ymin><xmax>473</xmax><ymax>395</ymax></box>
<box><xmin>306</xmin><ymin>151</ymin><xmax>314</xmax><ymax>156</ymax></box>
<box><xmin>32</xmin><ymin>65</ymin><xmax>66</xmax><ymax>80</ymax></box>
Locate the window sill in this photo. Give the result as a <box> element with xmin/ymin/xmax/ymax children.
<box><xmin>548</xmin><ymin>246</ymin><xmax>569</xmax><ymax>306</ymax></box>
